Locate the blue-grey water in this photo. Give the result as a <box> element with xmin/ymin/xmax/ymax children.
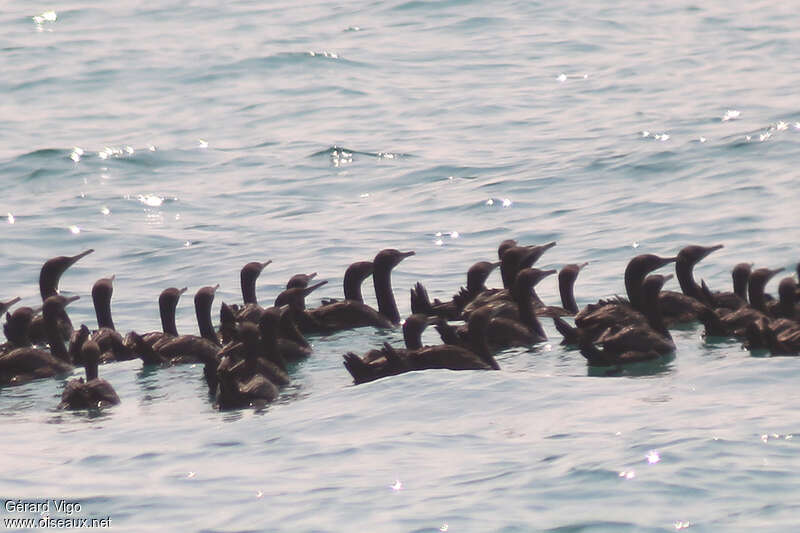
<box><xmin>2</xmin><ymin>1</ymin><xmax>800</xmax><ymax>531</ymax></box>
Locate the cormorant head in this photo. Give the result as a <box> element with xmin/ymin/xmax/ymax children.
<box><xmin>91</xmin><ymin>276</ymin><xmax>115</xmax><ymax>305</ymax></box>
<box><xmin>159</xmin><ymin>287</ymin><xmax>187</xmax><ymax>310</ymax></box>
<box><xmin>677</xmin><ymin>244</ymin><xmax>724</xmax><ymax>266</ymax></box>
<box><xmin>286</xmin><ymin>272</ymin><xmax>317</xmax><ymax>290</ymax></box>
<box><xmin>373</xmin><ymin>249</ymin><xmax>415</xmax><ymax>271</ymax></box>
<box><xmin>39</xmin><ymin>249</ymin><xmax>94</xmax><ymax>300</ymax></box>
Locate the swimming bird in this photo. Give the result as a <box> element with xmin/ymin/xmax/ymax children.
<box><xmin>0</xmin><ymin>296</ymin><xmax>74</xmax><ymax>386</ymax></box>
<box><xmin>535</xmin><ymin>262</ymin><xmax>588</xmax><ymax>317</ymax></box>
<box><xmin>410</xmin><ymin>260</ymin><xmax>501</xmax><ymax>320</ymax></box>
<box><xmin>658</xmin><ymin>244</ymin><xmax>723</xmax><ymax>324</ymax></box>
<box><xmin>578</xmin><ymin>274</ymin><xmax>675</xmax><ymax>366</ymax></box>
<box><xmin>555</xmin><ymin>254</ymin><xmax>676</xmax><ymax>345</ymax></box>
<box><xmin>349</xmin><ymin>313</ymin><xmax>437</xmax><ymax>371</ymax></box>
<box><xmin>123</xmin><ymin>286</ymin><xmax>187</xmax><ymax>354</ymax></box>
<box><xmin>320</xmin><ymin>261</ymin><xmax>374</xmax><ymax>306</ymax></box>
<box><xmin>485</xmin><ymin>268</ymin><xmax>556</xmax><ymax>350</ymax></box>
<box><xmin>215</xmin><ymin>356</ymin><xmax>280</xmax><ymax>409</ymax></box>
<box><xmin>371</xmin><ymin>248</ymin><xmax>416</xmax><ymax>325</ymax></box>
<box><xmin>763</xmin><ymin>276</ymin><xmax>800</xmax><ymax>320</ymax></box>
<box><xmin>697</xmin><ymin>267</ymin><xmax>783</xmax><ymax>338</ymax></box>
<box><xmin>306</xmin><ymin>260</ymin><xmax>395</xmax><ymax>331</ymax></box>
<box><xmin>740</xmin><ymin>276</ymin><xmax>800</xmax><ymax>350</ymax></box>
<box><xmin>2</xmin><ymin>305</ymin><xmax>39</xmax><ymax>353</ymax></box>
<box><xmin>139</xmin><ymin>286</ymin><xmax>221</xmax><ymax>365</ymax></box>
<box><xmin>700</xmin><ymin>262</ymin><xmax>752</xmax><ymax>313</ymax></box>
<box><xmin>87</xmin><ymin>276</ymin><xmax>133</xmax><ymax>362</ymax></box>
<box><xmin>286</xmin><ymin>272</ymin><xmax>318</xmax><ymax>289</ymax></box>
<box><xmin>235</xmin><ymin>260</ymin><xmax>272</xmax><ymax>323</ymax></box>
<box><xmin>462</xmin><ymin>242</ymin><xmax>556</xmax><ymax>319</ymax></box>
<box><xmin>58</xmin><ymin>340</ymin><xmax>120</xmax><ymax>409</ymax></box>
<box><xmin>274</xmin><ymin>280</ymin><xmax>330</xmax><ymax>334</ymax></box>
<box><xmin>28</xmin><ymin>249</ymin><xmax>94</xmax><ymax>343</ymax></box>
<box><xmin>241</xmin><ymin>317</ymin><xmax>290</xmax><ymax>385</ymax></box>
<box><xmin>343</xmin><ymin>306</ymin><xmax>500</xmax><ymax>384</ymax></box>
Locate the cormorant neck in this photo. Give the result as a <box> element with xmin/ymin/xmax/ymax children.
<box><xmin>160</xmin><ymin>299</ymin><xmax>179</xmax><ymax>336</ymax></box>
<box><xmin>643</xmin><ymin>290</ymin><xmax>670</xmax><ymax>339</ymax></box>
<box><xmin>93</xmin><ymin>291</ymin><xmax>115</xmax><ymax>330</ymax></box>
<box><xmin>343</xmin><ymin>270</ymin><xmax>365</xmax><ymax>303</ymax></box>
<box><xmin>748</xmin><ymin>283</ymin><xmax>767</xmax><ymax>312</ymax></box>
<box><xmin>500</xmin><ymin>262</ymin><xmax>515</xmax><ymax>290</ymax></box>
<box><xmin>676</xmin><ymin>258</ymin><xmax>700</xmax><ymax>299</ymax></box>
<box><xmin>625</xmin><ymin>272</ymin><xmax>645</xmax><ymax>310</ymax></box>
<box><xmin>279</xmin><ymin>311</ymin><xmax>308</xmax><ymax>348</ymax></box>
<box><xmin>469</xmin><ymin>322</ymin><xmax>499</xmax><ymax>370</ymax></box>
<box><xmin>778</xmin><ymin>293</ymin><xmax>795</xmax><ymax>318</ymax></box>
<box><xmin>734</xmin><ymin>273</ymin><xmax>748</xmax><ymax>300</ymax></box>
<box><xmin>259</xmin><ymin>323</ymin><xmax>287</xmax><ymax>370</ymax></box>
<box><xmin>40</xmin><ymin>273</ymin><xmax>59</xmax><ymax>301</ymax></box>
<box><xmin>513</xmin><ymin>283</ymin><xmax>545</xmax><ymax>338</ymax></box>
<box><xmin>374</xmin><ymin>267</ymin><xmax>400</xmax><ymax>324</ymax></box>
<box><xmin>195</xmin><ymin>300</ymin><xmax>217</xmax><ymax>344</ymax></box>
<box><xmin>45</xmin><ymin>311</ymin><xmax>69</xmax><ymax>362</ymax></box>
<box><xmin>241</xmin><ymin>273</ymin><xmax>258</xmax><ymax>305</ymax></box>
<box><xmin>85</xmin><ymin>359</ymin><xmax>98</xmax><ymax>381</ymax></box>
<box><xmin>559</xmin><ymin>275</ymin><xmax>579</xmax><ymax>314</ymax></box>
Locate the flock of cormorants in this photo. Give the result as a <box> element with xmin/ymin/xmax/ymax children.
<box><xmin>2</xmin><ymin>241</ymin><xmax>799</xmax><ymax>410</ymax></box>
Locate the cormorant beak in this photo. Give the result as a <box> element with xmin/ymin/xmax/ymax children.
<box><xmin>400</xmin><ymin>251</ymin><xmax>415</xmax><ymax>259</ymax></box>
<box><xmin>108</xmin><ymin>274</ymin><xmax>116</xmax><ymax>282</ymax></box>
<box><xmin>211</xmin><ymin>284</ymin><xmax>220</xmax><ymax>293</ymax></box>
<box><xmin>68</xmin><ymin>248</ymin><xmax>95</xmax><ymax>267</ymax></box>
<box><xmin>307</xmin><ymin>272</ymin><xmax>318</xmax><ymax>281</ymax></box>
<box><xmin>178</xmin><ymin>287</ymin><xmax>188</xmax><ymax>295</ymax></box>
<box><xmin>540</xmin><ymin>241</ymin><xmax>557</xmax><ymax>252</ymax></box>
<box><xmin>63</xmin><ymin>295</ymin><xmax>81</xmax><ymax>306</ymax></box>
<box><xmin>303</xmin><ymin>280</ymin><xmax>328</xmax><ymax>296</ymax></box>
<box><xmin>702</xmin><ymin>244</ymin><xmax>724</xmax><ymax>259</ymax></box>
<box><xmin>1</xmin><ymin>297</ymin><xmax>21</xmax><ymax>312</ymax></box>
<box><xmin>537</xmin><ymin>269</ymin><xmax>558</xmax><ymax>283</ymax></box>
<box><xmin>490</xmin><ymin>261</ymin><xmax>502</xmax><ymax>269</ymax></box>
<box><xmin>659</xmin><ymin>256</ymin><xmax>678</xmax><ymax>268</ymax></box>
<box><xmin>768</xmin><ymin>267</ymin><xmax>785</xmax><ymax>280</ymax></box>
<box><xmin>663</xmin><ymin>273</ymin><xmax>675</xmax><ymax>283</ymax></box>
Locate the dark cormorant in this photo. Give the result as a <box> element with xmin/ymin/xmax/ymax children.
<box><xmin>88</xmin><ymin>276</ymin><xmax>133</xmax><ymax>362</ymax></box>
<box><xmin>700</xmin><ymin>262</ymin><xmax>752</xmax><ymax>313</ymax></box>
<box><xmin>58</xmin><ymin>340</ymin><xmax>120</xmax><ymax>409</ymax></box>
<box><xmin>410</xmin><ymin>260</ymin><xmax>500</xmax><ymax>320</ymax></box>
<box><xmin>535</xmin><ymin>262</ymin><xmax>588</xmax><ymax>317</ymax></box>
<box><xmin>28</xmin><ymin>249</ymin><xmax>94</xmax><ymax>344</ymax></box>
<box><xmin>235</xmin><ymin>260</ymin><xmax>271</xmax><ymax>323</ymax></box>
<box><xmin>123</xmin><ymin>287</ymin><xmax>187</xmax><ymax>350</ymax></box>
<box><xmin>141</xmin><ymin>286</ymin><xmax>221</xmax><ymax>365</ymax></box>
<box><xmin>0</xmin><ymin>296</ymin><xmax>74</xmax><ymax>386</ymax></box>
<box><xmin>658</xmin><ymin>244</ymin><xmax>723</xmax><ymax>324</ymax></box>
<box><xmin>343</xmin><ymin>307</ymin><xmax>500</xmax><ymax>384</ymax></box>
<box><xmin>697</xmin><ymin>267</ymin><xmax>783</xmax><ymax>338</ymax></box>
<box><xmin>578</xmin><ymin>274</ymin><xmax>675</xmax><ymax>366</ymax></box>
<box><xmin>556</xmin><ymin>254</ymin><xmax>676</xmax><ymax>345</ymax></box>
<box><xmin>462</xmin><ymin>242</ymin><xmax>556</xmax><ymax>319</ymax></box>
